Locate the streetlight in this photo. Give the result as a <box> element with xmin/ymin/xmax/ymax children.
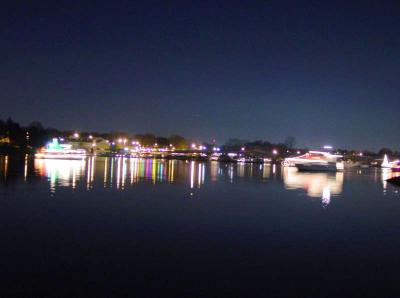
<box><xmin>272</xmin><ymin>149</ymin><xmax>278</xmax><ymax>155</ymax></box>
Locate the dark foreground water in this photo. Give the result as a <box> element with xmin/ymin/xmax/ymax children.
<box><xmin>1</xmin><ymin>155</ymin><xmax>400</xmax><ymax>297</ymax></box>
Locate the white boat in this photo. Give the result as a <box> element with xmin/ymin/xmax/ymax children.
<box><xmin>284</xmin><ymin>151</ymin><xmax>344</xmax><ymax>172</ymax></box>
<box><xmin>381</xmin><ymin>154</ymin><xmax>400</xmax><ymax>171</ymax></box>
<box><xmin>35</xmin><ymin>138</ymin><xmax>86</xmax><ymax>160</ymax></box>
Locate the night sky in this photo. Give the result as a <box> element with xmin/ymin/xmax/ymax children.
<box><xmin>1</xmin><ymin>1</ymin><xmax>399</xmax><ymax>150</ymax></box>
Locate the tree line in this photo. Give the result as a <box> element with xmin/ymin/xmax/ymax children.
<box><xmin>0</xmin><ymin>118</ymin><xmax>398</xmax><ymax>157</ymax></box>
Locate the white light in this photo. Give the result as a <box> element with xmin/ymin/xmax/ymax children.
<box><xmin>323</xmin><ymin>145</ymin><xmax>333</xmax><ymax>150</ymax></box>
<box><xmin>89</xmin><ymin>135</ymin><xmax>93</xmax><ymax>139</ymax></box>
<box><xmin>73</xmin><ymin>133</ymin><xmax>79</xmax><ymax>138</ymax></box>
<box><xmin>191</xmin><ymin>143</ymin><xmax>196</xmax><ymax>149</ymax></box>
<box><xmin>241</xmin><ymin>147</ymin><xmax>245</xmax><ymax>151</ymax></box>
<box><xmin>273</xmin><ymin>149</ymin><xmax>278</xmax><ymax>155</ymax></box>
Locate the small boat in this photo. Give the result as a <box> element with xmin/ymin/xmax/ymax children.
<box><xmin>35</xmin><ymin>138</ymin><xmax>86</xmax><ymax>160</ymax></box>
<box><xmin>284</xmin><ymin>151</ymin><xmax>344</xmax><ymax>172</ymax></box>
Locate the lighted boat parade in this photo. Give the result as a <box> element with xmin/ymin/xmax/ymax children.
<box><xmin>35</xmin><ymin>138</ymin><xmax>86</xmax><ymax>160</ymax></box>
<box><xmin>283</xmin><ymin>151</ymin><xmax>344</xmax><ymax>172</ymax></box>
<box><xmin>381</xmin><ymin>154</ymin><xmax>400</xmax><ymax>171</ymax></box>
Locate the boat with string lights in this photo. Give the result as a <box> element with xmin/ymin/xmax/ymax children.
<box><xmin>283</xmin><ymin>151</ymin><xmax>344</xmax><ymax>172</ymax></box>
<box><xmin>35</xmin><ymin>138</ymin><xmax>86</xmax><ymax>160</ymax></box>
<box><xmin>381</xmin><ymin>154</ymin><xmax>400</xmax><ymax>171</ymax></box>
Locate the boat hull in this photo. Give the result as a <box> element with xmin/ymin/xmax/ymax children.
<box><xmin>296</xmin><ymin>163</ymin><xmax>339</xmax><ymax>172</ymax></box>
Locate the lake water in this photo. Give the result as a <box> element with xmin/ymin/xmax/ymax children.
<box><xmin>1</xmin><ymin>155</ymin><xmax>400</xmax><ymax>296</ymax></box>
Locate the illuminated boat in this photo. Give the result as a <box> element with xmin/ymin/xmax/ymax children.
<box><xmin>35</xmin><ymin>138</ymin><xmax>86</xmax><ymax>160</ymax></box>
<box><xmin>284</xmin><ymin>151</ymin><xmax>344</xmax><ymax>172</ymax></box>
<box><xmin>381</xmin><ymin>154</ymin><xmax>400</xmax><ymax>171</ymax></box>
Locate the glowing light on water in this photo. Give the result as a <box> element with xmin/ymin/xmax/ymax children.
<box><xmin>190</xmin><ymin>161</ymin><xmax>195</xmax><ymax>189</ymax></box>
<box><xmin>169</xmin><ymin>160</ymin><xmax>175</xmax><ymax>183</ymax></box>
<box><xmin>198</xmin><ymin>163</ymin><xmax>202</xmax><ymax>187</ymax></box>
<box><xmin>24</xmin><ymin>154</ymin><xmax>28</xmax><ymax>181</ymax></box>
<box><xmin>262</xmin><ymin>164</ymin><xmax>270</xmax><ymax>179</ymax></box>
<box><xmin>34</xmin><ymin>158</ymin><xmax>86</xmax><ymax>191</ymax></box>
<box><xmin>121</xmin><ymin>157</ymin><xmax>127</xmax><ymax>189</ymax></box>
<box><xmin>104</xmin><ymin>158</ymin><xmax>108</xmax><ymax>186</ymax></box>
<box><xmin>322</xmin><ymin>186</ymin><xmax>331</xmax><ymax>206</ymax></box>
<box><xmin>282</xmin><ymin>167</ymin><xmax>343</xmax><ymax>205</ymax></box>
<box><xmin>4</xmin><ymin>156</ymin><xmax>8</xmax><ymax>178</ymax></box>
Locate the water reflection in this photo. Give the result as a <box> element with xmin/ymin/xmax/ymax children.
<box><xmin>1</xmin><ymin>155</ymin><xmax>398</xmax><ymax>203</ymax></box>
<box><xmin>282</xmin><ymin>167</ymin><xmax>344</xmax><ymax>206</ymax></box>
<box><xmin>34</xmin><ymin>158</ymin><xmax>86</xmax><ymax>192</ymax></box>
<box><xmin>381</xmin><ymin>168</ymin><xmax>400</xmax><ymax>192</ymax></box>
<box><xmin>33</xmin><ymin>157</ymin><xmax>208</xmax><ymax>191</ymax></box>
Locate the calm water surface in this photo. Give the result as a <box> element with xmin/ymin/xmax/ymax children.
<box><xmin>1</xmin><ymin>155</ymin><xmax>400</xmax><ymax>296</ymax></box>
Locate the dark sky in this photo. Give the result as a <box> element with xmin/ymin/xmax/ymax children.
<box><xmin>1</xmin><ymin>0</ymin><xmax>399</xmax><ymax>150</ymax></box>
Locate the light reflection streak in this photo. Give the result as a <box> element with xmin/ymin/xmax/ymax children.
<box><xmin>237</xmin><ymin>163</ymin><xmax>244</xmax><ymax>177</ymax></box>
<box><xmin>190</xmin><ymin>161</ymin><xmax>195</xmax><ymax>189</ymax></box>
<box><xmin>34</xmin><ymin>158</ymin><xmax>86</xmax><ymax>192</ymax></box>
<box><xmin>122</xmin><ymin>157</ymin><xmax>127</xmax><ymax>189</ymax></box>
<box><xmin>168</xmin><ymin>160</ymin><xmax>174</xmax><ymax>183</ymax></box>
<box><xmin>116</xmin><ymin>157</ymin><xmax>122</xmax><ymax>189</ymax></box>
<box><xmin>24</xmin><ymin>154</ymin><xmax>28</xmax><ymax>181</ymax></box>
<box><xmin>210</xmin><ymin>161</ymin><xmax>218</xmax><ymax>181</ymax></box>
<box><xmin>262</xmin><ymin>164</ymin><xmax>270</xmax><ymax>179</ymax></box>
<box><xmin>229</xmin><ymin>164</ymin><xmax>234</xmax><ymax>182</ymax></box>
<box><xmin>104</xmin><ymin>158</ymin><xmax>108</xmax><ymax>187</ymax></box>
<box><xmin>4</xmin><ymin>156</ymin><xmax>8</xmax><ymax>179</ymax></box>
<box><xmin>198</xmin><ymin>163</ymin><xmax>201</xmax><ymax>187</ymax></box>
<box><xmin>110</xmin><ymin>158</ymin><xmax>114</xmax><ymax>187</ymax></box>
